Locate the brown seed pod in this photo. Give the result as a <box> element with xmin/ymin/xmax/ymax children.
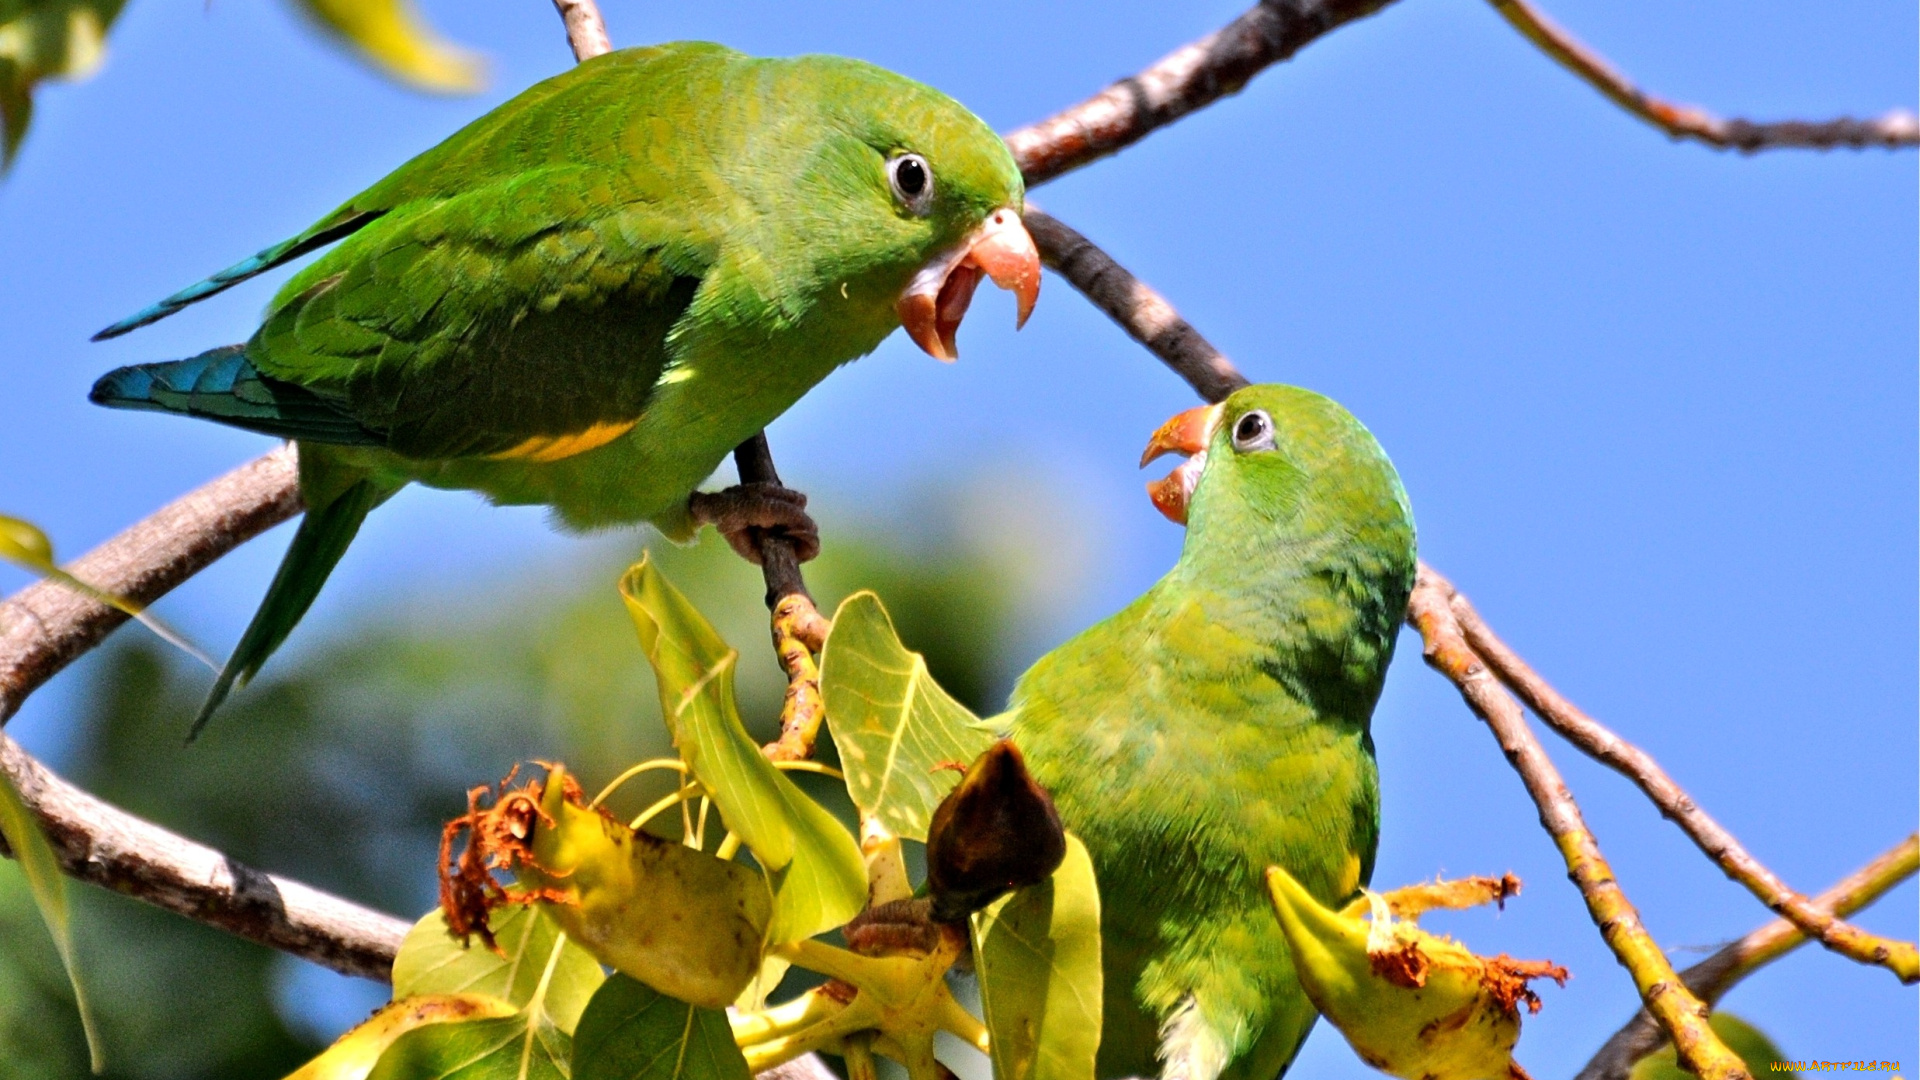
<box><xmin>924</xmin><ymin>739</ymin><xmax>1067</xmax><ymax>923</ymax></box>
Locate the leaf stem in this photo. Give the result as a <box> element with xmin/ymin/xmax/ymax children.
<box><xmin>588</xmin><ymin>757</ymin><xmax>687</xmax><ymax>809</ymax></box>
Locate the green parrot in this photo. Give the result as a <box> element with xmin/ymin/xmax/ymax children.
<box><xmin>1003</xmin><ymin>384</ymin><xmax>1417</xmax><ymax>1080</ymax></box>
<box><xmin>88</xmin><ymin>41</ymin><xmax>1040</xmax><ymax>735</ymax></box>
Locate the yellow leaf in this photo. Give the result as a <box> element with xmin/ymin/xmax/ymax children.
<box><xmin>0</xmin><ymin>513</ymin><xmax>215</xmax><ymax>671</ymax></box>
<box><xmin>522</xmin><ymin>764</ymin><xmax>772</xmax><ymax>1010</ymax></box>
<box><xmin>290</xmin><ymin>0</ymin><xmax>484</xmax><ymax>94</ymax></box>
<box><xmin>280</xmin><ymin>993</ymin><xmax>517</xmax><ymax>1080</ymax></box>
<box><xmin>0</xmin><ymin>0</ymin><xmax>124</xmax><ymax>167</ymax></box>
<box><xmin>0</xmin><ymin>513</ymin><xmax>55</xmax><ymax>567</ymax></box>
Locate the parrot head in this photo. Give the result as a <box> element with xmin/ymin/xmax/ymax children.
<box><xmin>778</xmin><ymin>55</ymin><xmax>1038</xmax><ymax>361</ymax></box>
<box><xmin>1140</xmin><ymin>384</ymin><xmax>1411</xmax><ymax>548</ymax></box>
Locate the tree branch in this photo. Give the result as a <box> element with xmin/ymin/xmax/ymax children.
<box><xmin>1005</xmin><ymin>0</ymin><xmax>1400</xmax><ymax>186</ymax></box>
<box><xmin>1450</xmin><ymin>588</ymin><xmax>1919</xmax><ymax>983</ymax></box>
<box><xmin>0</xmin><ymin>446</ymin><xmax>302</xmax><ymax>728</ymax></box>
<box><xmin>1578</xmin><ymin>834</ymin><xmax>1919</xmax><ymax>1080</ymax></box>
<box><xmin>1487</xmin><ymin>0</ymin><xmax>1919</xmax><ymax>152</ymax></box>
<box><xmin>1024</xmin><ymin>208</ymin><xmax>1249</xmax><ymax>405</ymax></box>
<box><xmin>0</xmin><ymin>732</ymin><xmax>406</xmax><ymax>979</ymax></box>
<box><xmin>1406</xmin><ymin>565</ymin><xmax>1749</xmax><ymax>1080</ymax></box>
<box><xmin>550</xmin><ymin>0</ymin><xmax>611</xmax><ymax>63</ymax></box>
<box><xmin>0</xmin><ymin>4</ymin><xmax>1900</xmax><ymax>1066</ymax></box>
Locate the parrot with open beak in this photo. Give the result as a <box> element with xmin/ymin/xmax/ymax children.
<box><xmin>87</xmin><ymin>41</ymin><xmax>1039</xmax><ymax>735</ymax></box>
<box><xmin>1004</xmin><ymin>384</ymin><xmax>1417</xmax><ymax>1080</ymax></box>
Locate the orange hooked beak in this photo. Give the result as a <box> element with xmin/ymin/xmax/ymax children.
<box><xmin>896</xmin><ymin>208</ymin><xmax>1041</xmax><ymax>362</ymax></box>
<box><xmin>1140</xmin><ymin>403</ymin><xmax>1220</xmax><ymax>526</ymax></box>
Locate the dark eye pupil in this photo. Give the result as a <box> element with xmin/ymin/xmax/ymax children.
<box><xmin>894</xmin><ymin>157</ymin><xmax>926</xmax><ymax>198</ymax></box>
<box><xmin>1237</xmin><ymin>414</ymin><xmax>1266</xmax><ymax>442</ymax></box>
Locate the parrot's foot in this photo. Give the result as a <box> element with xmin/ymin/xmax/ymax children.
<box><xmin>687</xmin><ymin>483</ymin><xmax>821</xmax><ymax>565</ymax></box>
<box><xmin>763</xmin><ymin>592</ymin><xmax>830</xmax><ymax>762</ymax></box>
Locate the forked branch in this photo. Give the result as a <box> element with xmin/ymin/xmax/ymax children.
<box><xmin>1451</xmin><ymin>588</ymin><xmax>1918</xmax><ymax>983</ymax></box>
<box><xmin>1488</xmin><ymin>0</ymin><xmax>1919</xmax><ymax>152</ymax></box>
<box><xmin>1406</xmin><ymin>566</ymin><xmax>1749</xmax><ymax>1080</ymax></box>
<box><xmin>1579</xmin><ymin>834</ymin><xmax>1919</xmax><ymax>1080</ymax></box>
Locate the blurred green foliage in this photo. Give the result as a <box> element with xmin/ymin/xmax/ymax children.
<box><xmin>0</xmin><ymin>520</ymin><xmax>1034</xmax><ymax>1077</ymax></box>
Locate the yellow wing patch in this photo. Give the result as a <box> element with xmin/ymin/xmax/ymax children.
<box><xmin>1337</xmin><ymin>851</ymin><xmax>1364</xmax><ymax>900</ymax></box>
<box><xmin>487</xmin><ymin>419</ymin><xmax>636</xmax><ymax>463</ymax></box>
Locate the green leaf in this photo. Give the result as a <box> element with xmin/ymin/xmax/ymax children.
<box><xmin>287</xmin><ymin>0</ymin><xmax>484</xmax><ymax>93</ymax></box>
<box><xmin>819</xmin><ymin>591</ymin><xmax>997</xmax><ymax>842</ymax></box>
<box><xmin>364</xmin><ymin>1012</ymin><xmax>570</xmax><ymax>1080</ymax></box>
<box><xmin>971</xmin><ymin>834</ymin><xmax>1102</xmax><ymax>1080</ymax></box>
<box><xmin>619</xmin><ymin>556</ymin><xmax>864</xmax><ymax>944</ymax></box>
<box><xmin>0</xmin><ymin>0</ymin><xmax>126</xmax><ymax>168</ymax></box>
<box><xmin>0</xmin><ymin>759</ymin><xmax>102</xmax><ymax>1071</ymax></box>
<box><xmin>375</xmin><ymin>899</ymin><xmax>589</xmax><ymax>1080</ymax></box>
<box><xmin>571</xmin><ymin>975</ymin><xmax>751</xmax><ymax>1080</ymax></box>
<box><xmin>392</xmin><ymin>906</ymin><xmax>605</xmax><ymax>1035</ymax></box>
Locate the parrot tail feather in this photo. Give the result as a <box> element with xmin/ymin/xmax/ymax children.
<box><xmin>90</xmin><ymin>345</ymin><xmax>383</xmax><ymax>445</ymax></box>
<box><xmin>189</xmin><ymin>479</ymin><xmax>386</xmax><ymax>741</ymax></box>
<box><xmin>92</xmin><ymin>210</ymin><xmax>385</xmax><ymax>340</ymax></box>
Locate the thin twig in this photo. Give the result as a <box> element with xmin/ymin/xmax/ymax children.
<box><xmin>0</xmin><ymin>447</ymin><xmax>302</xmax><ymax>727</ymax></box>
<box><xmin>1005</xmin><ymin>0</ymin><xmax>1400</xmax><ymax>186</ymax></box>
<box><xmin>731</xmin><ymin>434</ymin><xmax>831</xmax><ymax>763</ymax></box>
<box><xmin>1406</xmin><ymin>565</ymin><xmax>1749</xmax><ymax>1080</ymax></box>
<box><xmin>0</xmin><ymin>733</ymin><xmax>406</xmax><ymax>980</ymax></box>
<box><xmin>1024</xmin><ymin>208</ymin><xmax>1249</xmax><ymax>404</ymax></box>
<box><xmin>550</xmin><ymin>0</ymin><xmax>611</xmax><ymax>63</ymax></box>
<box><xmin>1578</xmin><ymin>834</ymin><xmax>1919</xmax><ymax>1080</ymax></box>
<box><xmin>1487</xmin><ymin>0</ymin><xmax>1919</xmax><ymax>152</ymax></box>
<box><xmin>732</xmin><ymin>434</ymin><xmax>815</xmax><ymax>612</ymax></box>
<box><xmin>1452</xmin><ymin>590</ymin><xmax>1919</xmax><ymax>983</ymax></box>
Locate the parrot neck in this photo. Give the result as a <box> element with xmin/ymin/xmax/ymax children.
<box><xmin>1165</xmin><ymin>517</ymin><xmax>1408</xmax><ymax>724</ymax></box>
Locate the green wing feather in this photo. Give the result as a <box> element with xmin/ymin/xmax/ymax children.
<box><xmin>251</xmin><ymin>171</ymin><xmax>708</xmax><ymax>458</ymax></box>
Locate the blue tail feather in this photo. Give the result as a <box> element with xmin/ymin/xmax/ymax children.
<box><xmin>90</xmin><ymin>345</ymin><xmax>382</xmax><ymax>445</ymax></box>
<box><xmin>91</xmin><ymin>209</ymin><xmax>384</xmax><ymax>341</ymax></box>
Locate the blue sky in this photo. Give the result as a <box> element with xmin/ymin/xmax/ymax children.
<box><xmin>1</xmin><ymin>0</ymin><xmax>1914</xmax><ymax>1073</ymax></box>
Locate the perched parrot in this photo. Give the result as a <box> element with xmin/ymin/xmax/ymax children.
<box><xmin>1003</xmin><ymin>384</ymin><xmax>1417</xmax><ymax>1080</ymax></box>
<box><xmin>88</xmin><ymin>41</ymin><xmax>1040</xmax><ymax>735</ymax></box>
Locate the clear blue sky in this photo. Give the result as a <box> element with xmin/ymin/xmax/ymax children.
<box><xmin>1</xmin><ymin>0</ymin><xmax>1913</xmax><ymax>1072</ymax></box>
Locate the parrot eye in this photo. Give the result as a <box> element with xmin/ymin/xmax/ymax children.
<box><xmin>888</xmin><ymin>153</ymin><xmax>933</xmax><ymax>214</ymax></box>
<box><xmin>1231</xmin><ymin>410</ymin><xmax>1275</xmax><ymax>453</ymax></box>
